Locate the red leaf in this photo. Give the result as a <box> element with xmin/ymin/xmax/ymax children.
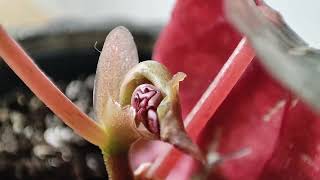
<box><xmin>131</xmin><ymin>0</ymin><xmax>320</xmax><ymax>180</ymax></box>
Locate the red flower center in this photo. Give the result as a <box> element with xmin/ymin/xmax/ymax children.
<box><xmin>131</xmin><ymin>84</ymin><xmax>163</xmax><ymax>136</ymax></box>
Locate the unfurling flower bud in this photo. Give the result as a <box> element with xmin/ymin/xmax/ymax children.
<box><xmin>131</xmin><ymin>84</ymin><xmax>163</xmax><ymax>136</ymax></box>
<box><xmin>119</xmin><ymin>61</ymin><xmax>204</xmax><ymax>162</ymax></box>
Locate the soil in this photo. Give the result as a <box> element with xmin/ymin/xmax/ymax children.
<box><xmin>0</xmin><ymin>74</ymin><xmax>107</xmax><ymax>180</ymax></box>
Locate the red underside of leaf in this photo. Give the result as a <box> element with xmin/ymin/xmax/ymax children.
<box><xmin>132</xmin><ymin>0</ymin><xmax>320</xmax><ymax>180</ymax></box>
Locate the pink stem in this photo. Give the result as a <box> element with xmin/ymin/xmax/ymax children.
<box><xmin>186</xmin><ymin>38</ymin><xmax>255</xmax><ymax>138</ymax></box>
<box><xmin>0</xmin><ymin>26</ymin><xmax>107</xmax><ymax>147</ymax></box>
<box><xmin>149</xmin><ymin>38</ymin><xmax>255</xmax><ymax>179</ymax></box>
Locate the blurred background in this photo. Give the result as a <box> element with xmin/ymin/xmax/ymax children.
<box><xmin>0</xmin><ymin>0</ymin><xmax>319</xmax><ymax>179</ymax></box>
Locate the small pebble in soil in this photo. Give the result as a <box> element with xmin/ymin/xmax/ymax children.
<box><xmin>0</xmin><ymin>108</ymin><xmax>9</xmax><ymax>122</ymax></box>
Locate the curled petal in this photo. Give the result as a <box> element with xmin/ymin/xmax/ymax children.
<box><xmin>119</xmin><ymin>61</ymin><xmax>172</xmax><ymax>105</ymax></box>
<box><xmin>94</xmin><ymin>26</ymin><xmax>139</xmax><ymax>122</ymax></box>
<box><xmin>225</xmin><ymin>0</ymin><xmax>320</xmax><ymax>112</ymax></box>
<box><xmin>131</xmin><ymin>84</ymin><xmax>163</xmax><ymax>136</ymax></box>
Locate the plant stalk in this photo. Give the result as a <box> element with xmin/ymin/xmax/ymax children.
<box><xmin>102</xmin><ymin>149</ymin><xmax>134</xmax><ymax>180</ymax></box>
<box><xmin>0</xmin><ymin>26</ymin><xmax>107</xmax><ymax>146</ymax></box>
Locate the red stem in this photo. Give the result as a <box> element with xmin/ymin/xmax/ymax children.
<box><xmin>0</xmin><ymin>26</ymin><xmax>107</xmax><ymax>147</ymax></box>
<box><xmin>186</xmin><ymin>38</ymin><xmax>254</xmax><ymax>138</ymax></box>
<box><xmin>148</xmin><ymin>38</ymin><xmax>255</xmax><ymax>179</ymax></box>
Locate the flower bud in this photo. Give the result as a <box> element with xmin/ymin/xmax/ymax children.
<box><xmin>119</xmin><ymin>61</ymin><xmax>204</xmax><ymax>161</ymax></box>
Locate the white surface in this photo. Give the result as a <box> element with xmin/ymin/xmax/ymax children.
<box><xmin>265</xmin><ymin>0</ymin><xmax>320</xmax><ymax>48</ymax></box>
<box><xmin>31</xmin><ymin>0</ymin><xmax>320</xmax><ymax>47</ymax></box>
<box><xmin>32</xmin><ymin>0</ymin><xmax>176</xmax><ymax>25</ymax></box>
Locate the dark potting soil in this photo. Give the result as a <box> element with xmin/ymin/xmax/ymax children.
<box><xmin>0</xmin><ymin>74</ymin><xmax>107</xmax><ymax>180</ymax></box>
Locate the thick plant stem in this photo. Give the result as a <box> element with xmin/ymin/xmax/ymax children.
<box><xmin>102</xmin><ymin>150</ymin><xmax>134</xmax><ymax>180</ymax></box>
<box><xmin>185</xmin><ymin>38</ymin><xmax>255</xmax><ymax>138</ymax></box>
<box><xmin>0</xmin><ymin>26</ymin><xmax>107</xmax><ymax>146</ymax></box>
<box><xmin>148</xmin><ymin>38</ymin><xmax>255</xmax><ymax>179</ymax></box>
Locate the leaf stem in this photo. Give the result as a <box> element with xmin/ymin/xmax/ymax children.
<box><xmin>185</xmin><ymin>38</ymin><xmax>255</xmax><ymax>138</ymax></box>
<box><xmin>0</xmin><ymin>26</ymin><xmax>107</xmax><ymax>147</ymax></box>
<box><xmin>148</xmin><ymin>38</ymin><xmax>255</xmax><ymax>179</ymax></box>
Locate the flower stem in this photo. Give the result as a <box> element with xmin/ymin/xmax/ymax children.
<box><xmin>0</xmin><ymin>26</ymin><xmax>107</xmax><ymax>147</ymax></box>
<box><xmin>102</xmin><ymin>149</ymin><xmax>134</xmax><ymax>180</ymax></box>
<box><xmin>148</xmin><ymin>38</ymin><xmax>255</xmax><ymax>179</ymax></box>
